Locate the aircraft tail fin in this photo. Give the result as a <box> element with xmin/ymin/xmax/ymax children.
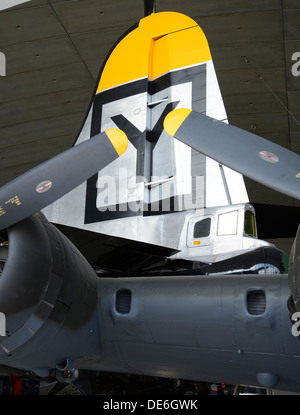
<box><xmin>43</xmin><ymin>11</ymin><xmax>249</xmax><ymax>239</ymax></box>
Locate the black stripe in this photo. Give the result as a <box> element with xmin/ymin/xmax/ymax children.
<box><xmin>85</xmin><ymin>64</ymin><xmax>207</xmax><ymax>223</ymax></box>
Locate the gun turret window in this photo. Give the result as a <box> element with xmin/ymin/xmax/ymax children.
<box><xmin>194</xmin><ymin>218</ymin><xmax>211</xmax><ymax>238</ymax></box>
<box><xmin>244</xmin><ymin>209</ymin><xmax>257</xmax><ymax>238</ymax></box>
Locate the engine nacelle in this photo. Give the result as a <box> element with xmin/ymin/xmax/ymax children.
<box><xmin>288</xmin><ymin>224</ymin><xmax>300</xmax><ymax>322</ymax></box>
<box><xmin>0</xmin><ymin>213</ymin><xmax>100</xmax><ymax>375</ymax></box>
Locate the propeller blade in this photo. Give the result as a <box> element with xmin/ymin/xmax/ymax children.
<box><xmin>0</xmin><ymin>128</ymin><xmax>128</xmax><ymax>230</ymax></box>
<box><xmin>164</xmin><ymin>109</ymin><xmax>300</xmax><ymax>201</ymax></box>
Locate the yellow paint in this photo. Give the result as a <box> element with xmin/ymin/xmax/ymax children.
<box><xmin>149</xmin><ymin>26</ymin><xmax>211</xmax><ymax>80</ymax></box>
<box><xmin>97</xmin><ymin>12</ymin><xmax>211</xmax><ymax>92</ymax></box>
<box><xmin>106</xmin><ymin>128</ymin><xmax>128</xmax><ymax>156</ymax></box>
<box><xmin>0</xmin><ymin>344</ymin><xmax>9</xmax><ymax>353</ymax></box>
<box><xmin>24</xmin><ymin>325</ymin><xmax>35</xmax><ymax>335</ymax></box>
<box><xmin>163</xmin><ymin>108</ymin><xmax>192</xmax><ymax>137</ymax></box>
<box><xmin>5</xmin><ymin>196</ymin><xmax>21</xmax><ymax>206</ymax></box>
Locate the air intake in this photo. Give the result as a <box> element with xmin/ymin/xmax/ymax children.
<box><xmin>247</xmin><ymin>290</ymin><xmax>266</xmax><ymax>315</ymax></box>
<box><xmin>115</xmin><ymin>289</ymin><xmax>132</xmax><ymax>314</ymax></box>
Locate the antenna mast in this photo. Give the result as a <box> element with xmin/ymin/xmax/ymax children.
<box><xmin>144</xmin><ymin>0</ymin><xmax>156</xmax><ymax>16</ymax></box>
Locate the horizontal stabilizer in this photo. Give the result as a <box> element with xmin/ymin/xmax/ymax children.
<box><xmin>164</xmin><ymin>109</ymin><xmax>300</xmax><ymax>200</ymax></box>
<box><xmin>0</xmin><ymin>129</ymin><xmax>128</xmax><ymax>230</ymax></box>
<box><xmin>55</xmin><ymin>223</ymin><xmax>178</xmax><ymax>275</ymax></box>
